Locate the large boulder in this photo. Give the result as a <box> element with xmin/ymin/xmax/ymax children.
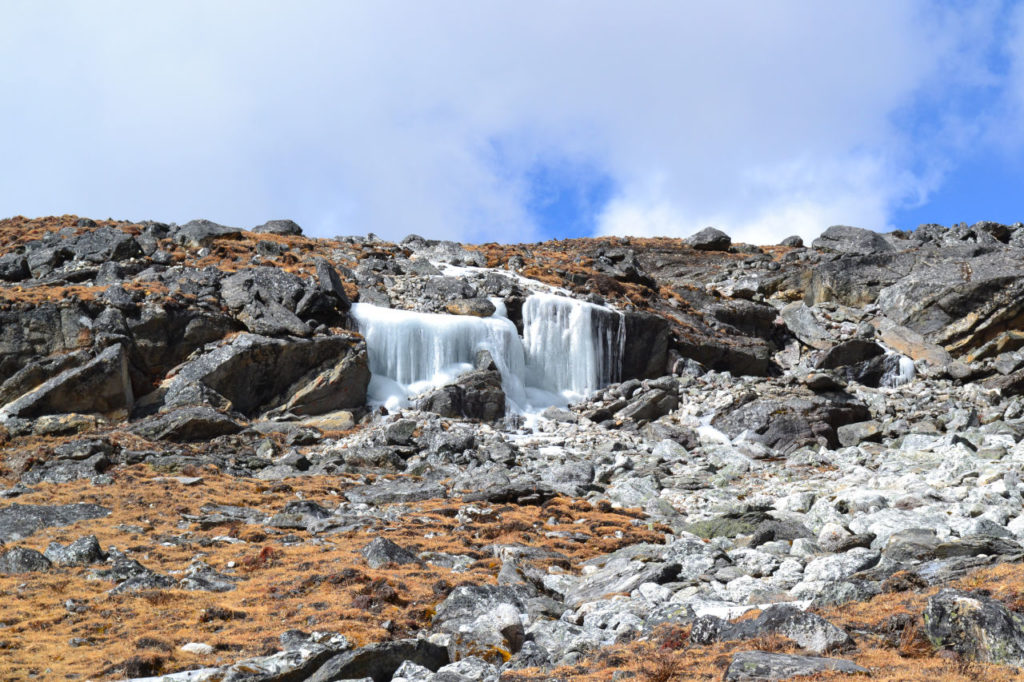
<box><xmin>221</xmin><ymin>267</ymin><xmax>311</xmax><ymax>337</ymax></box>
<box><xmin>0</xmin><ymin>303</ymin><xmax>93</xmax><ymax>386</ymax></box>
<box><xmin>130</xmin><ymin>406</ymin><xmax>244</xmax><ymax>442</ymax></box>
<box><xmin>162</xmin><ymin>333</ymin><xmax>369</xmax><ymax>417</ymax></box>
<box><xmin>252</xmin><ymin>219</ymin><xmax>302</xmax><ymax>236</ymax></box>
<box><xmin>724</xmin><ymin>651</ymin><xmax>868</xmax><ymax>680</ymax></box>
<box><xmin>432</xmin><ymin>585</ymin><xmax>528</xmax><ymax>664</ymax></box>
<box><xmin>65</xmin><ymin>226</ymin><xmax>143</xmax><ymax>263</ymax></box>
<box><xmin>621</xmin><ymin>312</ymin><xmax>670</xmax><ymax>379</ymax></box>
<box><xmin>173</xmin><ymin>219</ymin><xmax>243</xmax><ymax>248</ymax></box>
<box><xmin>0</xmin><ymin>547</ymin><xmax>52</xmax><ymax>574</ymax></box>
<box><xmin>812</xmin><ymin>225</ymin><xmax>894</xmax><ymax>254</ymax></box>
<box><xmin>308</xmin><ymin>639</ymin><xmax>448</xmax><ymax>682</ymax></box>
<box><xmin>691</xmin><ymin>604</ymin><xmax>853</xmax><ymax>654</ymax></box>
<box><xmin>417</xmin><ymin>369</ymin><xmax>505</xmax><ymax>422</ymax></box>
<box><xmin>0</xmin><ymin>343</ymin><xmax>133</xmax><ymax>419</ymax></box>
<box><xmin>711</xmin><ymin>388</ymin><xmax>870</xmax><ymax>452</ymax></box>
<box><xmin>924</xmin><ymin>589</ymin><xmax>1024</xmax><ymax>666</ymax></box>
<box><xmin>685</xmin><ymin>227</ymin><xmax>732</xmax><ymax>251</ymax></box>
<box><xmin>0</xmin><ymin>503</ymin><xmax>110</xmax><ymax>543</ymax></box>
<box><xmin>876</xmin><ymin>249</ymin><xmax>1024</xmax><ymax>355</ymax></box>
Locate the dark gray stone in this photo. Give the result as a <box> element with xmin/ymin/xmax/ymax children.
<box><xmin>1</xmin><ymin>343</ymin><xmax>133</xmax><ymax>418</ymax></box>
<box><xmin>252</xmin><ymin>219</ymin><xmax>303</xmax><ymax>236</ymax></box>
<box><xmin>690</xmin><ymin>604</ymin><xmax>853</xmax><ymax>654</ymax></box>
<box><xmin>44</xmin><ymin>535</ymin><xmax>106</xmax><ymax>566</ymax></box>
<box><xmin>924</xmin><ymin>588</ymin><xmax>1024</xmax><ymax>665</ymax></box>
<box><xmin>174</xmin><ymin>219</ymin><xmax>243</xmax><ymax>247</ymax></box>
<box><xmin>813</xmin><ymin>225</ymin><xmax>894</xmax><ymax>254</ymax></box>
<box><xmin>162</xmin><ymin>332</ymin><xmax>369</xmax><ymax>417</ymax></box>
<box><xmin>307</xmin><ymin>639</ymin><xmax>448</xmax><ymax>682</ymax></box>
<box><xmin>615</xmin><ymin>389</ymin><xmax>678</xmax><ymax>422</ymax></box>
<box><xmin>0</xmin><ymin>503</ymin><xmax>110</xmax><ymax>543</ymax></box>
<box><xmin>685</xmin><ymin>227</ymin><xmax>731</xmax><ymax>251</ymax></box>
<box><xmin>417</xmin><ymin>369</ymin><xmax>505</xmax><ymax>422</ymax></box>
<box><xmin>724</xmin><ymin>651</ymin><xmax>868</xmax><ymax>680</ymax></box>
<box><xmin>131</xmin><ymin>406</ymin><xmax>244</xmax><ymax>442</ymax></box>
<box><xmin>360</xmin><ymin>538</ymin><xmax>420</xmax><ymax>569</ymax></box>
<box><xmin>0</xmin><ymin>547</ymin><xmax>52</xmax><ymax>574</ymax></box>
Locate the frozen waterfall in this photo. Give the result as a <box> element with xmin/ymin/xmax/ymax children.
<box><xmin>349</xmin><ymin>293</ymin><xmax>625</xmax><ymax>413</ymax></box>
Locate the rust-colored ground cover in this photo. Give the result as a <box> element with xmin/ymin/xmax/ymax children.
<box><xmin>0</xmin><ymin>465</ymin><xmax>666</xmax><ymax>680</ymax></box>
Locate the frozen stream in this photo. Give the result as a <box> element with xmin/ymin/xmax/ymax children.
<box><xmin>350</xmin><ymin>292</ymin><xmax>625</xmax><ymax>413</ymax></box>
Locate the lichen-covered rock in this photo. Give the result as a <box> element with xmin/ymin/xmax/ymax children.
<box><xmin>0</xmin><ymin>546</ymin><xmax>52</xmax><ymax>574</ymax></box>
<box><xmin>691</xmin><ymin>604</ymin><xmax>853</xmax><ymax>654</ymax></box>
<box><xmin>924</xmin><ymin>588</ymin><xmax>1024</xmax><ymax>666</ymax></box>
<box><xmin>724</xmin><ymin>651</ymin><xmax>868</xmax><ymax>680</ymax></box>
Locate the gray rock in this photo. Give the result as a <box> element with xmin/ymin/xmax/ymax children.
<box><xmin>0</xmin><ymin>547</ymin><xmax>52</xmax><ymax>574</ymax></box>
<box><xmin>95</xmin><ymin>558</ymin><xmax>176</xmax><ymax>593</ymax></box>
<box><xmin>385</xmin><ymin>419</ymin><xmax>418</xmax><ymax>446</ymax></box>
<box><xmin>813</xmin><ymin>225</ymin><xmax>894</xmax><ymax>254</ymax></box>
<box><xmin>432</xmin><ymin>585</ymin><xmax>528</xmax><ymax>664</ymax></box>
<box><xmin>924</xmin><ymin>588</ymin><xmax>1024</xmax><ymax>665</ymax></box>
<box><xmin>685</xmin><ymin>227</ymin><xmax>732</xmax><ymax>251</ymax></box>
<box><xmin>615</xmin><ymin>389</ymin><xmax>678</xmax><ymax>422</ymax></box>
<box><xmin>67</xmin><ymin>226</ymin><xmax>143</xmax><ymax>263</ymax></box>
<box><xmin>724</xmin><ymin>651</ymin><xmax>868</xmax><ymax>680</ymax></box>
<box><xmin>174</xmin><ymin>219</ymin><xmax>242</xmax><ymax>248</ymax></box>
<box><xmin>780</xmin><ymin>235</ymin><xmax>804</xmax><ymax>247</ymax></box>
<box><xmin>343</xmin><ymin>480</ymin><xmax>447</xmax><ymax>505</ymax></box>
<box><xmin>1</xmin><ymin>343</ymin><xmax>133</xmax><ymax>419</ymax></box>
<box><xmin>0</xmin><ymin>503</ymin><xmax>110</xmax><ymax>543</ymax></box>
<box><xmin>691</xmin><ymin>604</ymin><xmax>853</xmax><ymax>654</ymax></box>
<box><xmin>711</xmin><ymin>389</ymin><xmax>870</xmax><ymax>453</ymax></box>
<box><xmin>252</xmin><ymin>219</ymin><xmax>303</xmax><ymax>236</ymax></box>
<box><xmin>417</xmin><ymin>370</ymin><xmax>505</xmax><ymax>422</ymax></box>
<box><xmin>0</xmin><ymin>252</ymin><xmax>29</xmax><ymax>281</ymax></box>
<box><xmin>179</xmin><ymin>561</ymin><xmax>237</xmax><ymax>592</ymax></box>
<box><xmin>361</xmin><ymin>538</ymin><xmax>420</xmax><ymax>569</ymax></box>
<box><xmin>163</xmin><ymin>332</ymin><xmax>369</xmax><ymax>417</ymax></box>
<box><xmin>816</xmin><ymin>339</ymin><xmax>884</xmax><ymax>370</ymax></box>
<box><xmin>564</xmin><ymin>550</ymin><xmax>680</xmax><ymax>609</ymax></box>
<box><xmin>434</xmin><ymin>656</ymin><xmax>499</xmax><ymax>682</ymax></box>
<box><xmin>44</xmin><ymin>535</ymin><xmax>106</xmax><ymax>566</ymax></box>
<box><xmin>836</xmin><ymin>420</ymin><xmax>882</xmax><ymax>447</ymax></box>
<box><xmin>131</xmin><ymin>406</ymin><xmax>243</xmax><ymax>442</ymax></box>
<box><xmin>307</xmin><ymin>639</ymin><xmax>448</xmax><ymax>682</ymax></box>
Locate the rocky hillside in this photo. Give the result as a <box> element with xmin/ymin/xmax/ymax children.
<box><xmin>3</xmin><ymin>214</ymin><xmax>1024</xmax><ymax>680</ymax></box>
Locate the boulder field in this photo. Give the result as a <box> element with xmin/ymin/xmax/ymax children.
<box><xmin>3</xmin><ymin>215</ymin><xmax>1024</xmax><ymax>680</ymax></box>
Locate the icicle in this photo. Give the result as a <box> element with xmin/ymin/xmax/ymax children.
<box><xmin>880</xmin><ymin>352</ymin><xmax>916</xmax><ymax>387</ymax></box>
<box><xmin>521</xmin><ymin>292</ymin><xmax>625</xmax><ymax>401</ymax></box>
<box><xmin>350</xmin><ymin>303</ymin><xmax>528</xmax><ymax>411</ymax></box>
<box><xmin>350</xmin><ymin>292</ymin><xmax>626</xmax><ymax>413</ymax></box>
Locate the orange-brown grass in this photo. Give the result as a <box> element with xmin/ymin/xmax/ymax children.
<box><xmin>0</xmin><ymin>466</ymin><xmax>666</xmax><ymax>680</ymax></box>
<box><xmin>0</xmin><ymin>283</ymin><xmax>109</xmax><ymax>306</ymax></box>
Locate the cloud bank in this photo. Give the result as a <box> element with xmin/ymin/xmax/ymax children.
<box><xmin>0</xmin><ymin>1</ymin><xmax>1020</xmax><ymax>243</ymax></box>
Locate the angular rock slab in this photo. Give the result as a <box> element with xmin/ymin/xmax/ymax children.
<box><xmin>1</xmin><ymin>343</ymin><xmax>133</xmax><ymax>418</ymax></box>
<box><xmin>691</xmin><ymin>604</ymin><xmax>853</xmax><ymax>654</ymax></box>
<box><xmin>924</xmin><ymin>588</ymin><xmax>1024</xmax><ymax>666</ymax></box>
<box><xmin>0</xmin><ymin>503</ymin><xmax>110</xmax><ymax>543</ymax></box>
<box><xmin>725</xmin><ymin>651</ymin><xmax>868</xmax><ymax>680</ymax></box>
<box><xmin>307</xmin><ymin>639</ymin><xmax>448</xmax><ymax>682</ymax></box>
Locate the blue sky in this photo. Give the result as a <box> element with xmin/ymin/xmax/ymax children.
<box><xmin>1</xmin><ymin>1</ymin><xmax>1023</xmax><ymax>245</ymax></box>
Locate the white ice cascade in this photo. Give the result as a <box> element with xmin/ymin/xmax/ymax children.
<box><xmin>522</xmin><ymin>292</ymin><xmax>625</xmax><ymax>399</ymax></box>
<box><xmin>881</xmin><ymin>352</ymin><xmax>916</xmax><ymax>388</ymax></box>
<box><xmin>349</xmin><ymin>293</ymin><xmax>625</xmax><ymax>412</ymax></box>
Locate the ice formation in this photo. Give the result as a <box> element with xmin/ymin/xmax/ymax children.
<box><xmin>881</xmin><ymin>352</ymin><xmax>916</xmax><ymax>388</ymax></box>
<box><xmin>349</xmin><ymin>293</ymin><xmax>625</xmax><ymax>413</ymax></box>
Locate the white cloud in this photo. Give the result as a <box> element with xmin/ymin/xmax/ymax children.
<box><xmin>0</xmin><ymin>1</ymin><xmax>1012</xmax><ymax>243</ymax></box>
